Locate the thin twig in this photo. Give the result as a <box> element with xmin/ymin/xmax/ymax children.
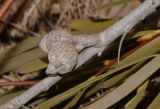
<box><xmin>0</xmin><ymin>0</ymin><xmax>13</xmax><ymax>19</ymax></box>
<box><xmin>0</xmin><ymin>81</ymin><xmax>38</xmax><ymax>86</ymax></box>
<box><xmin>117</xmin><ymin>26</ymin><xmax>132</xmax><ymax>65</ymax></box>
<box><xmin>0</xmin><ymin>19</ymin><xmax>41</xmax><ymax>37</ymax></box>
<box><xmin>32</xmin><ymin>0</ymin><xmax>54</xmax><ymax>30</ymax></box>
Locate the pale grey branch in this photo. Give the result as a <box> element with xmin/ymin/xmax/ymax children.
<box><xmin>1</xmin><ymin>0</ymin><xmax>160</xmax><ymax>109</ymax></box>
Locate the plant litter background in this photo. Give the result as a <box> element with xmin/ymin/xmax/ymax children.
<box><xmin>0</xmin><ymin>0</ymin><xmax>160</xmax><ymax>109</ymax></box>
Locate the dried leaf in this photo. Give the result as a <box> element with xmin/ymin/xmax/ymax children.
<box><xmin>0</xmin><ymin>90</ymin><xmax>24</xmax><ymax>105</ymax></box>
<box><xmin>97</xmin><ymin>0</ymin><xmax>131</xmax><ymax>10</ymax></box>
<box><xmin>0</xmin><ymin>48</ymin><xmax>46</xmax><ymax>75</ymax></box>
<box><xmin>147</xmin><ymin>93</ymin><xmax>160</xmax><ymax>109</ymax></box>
<box><xmin>84</xmin><ymin>55</ymin><xmax>160</xmax><ymax>109</ymax></box>
<box><xmin>33</xmin><ymin>55</ymin><xmax>157</xmax><ymax>109</ymax></box>
<box><xmin>68</xmin><ymin>19</ymin><xmax>116</xmax><ymax>35</ymax></box>
<box><xmin>0</xmin><ymin>36</ymin><xmax>41</xmax><ymax>62</ymax></box>
<box><xmin>125</xmin><ymin>81</ymin><xmax>149</xmax><ymax>109</ymax></box>
<box><xmin>15</xmin><ymin>58</ymin><xmax>48</xmax><ymax>74</ymax></box>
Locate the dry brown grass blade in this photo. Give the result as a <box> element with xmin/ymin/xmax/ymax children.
<box><xmin>0</xmin><ymin>48</ymin><xmax>46</xmax><ymax>75</ymax></box>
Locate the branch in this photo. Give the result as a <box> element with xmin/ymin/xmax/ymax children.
<box><xmin>0</xmin><ymin>76</ymin><xmax>62</xmax><ymax>109</ymax></box>
<box><xmin>1</xmin><ymin>0</ymin><xmax>160</xmax><ymax>109</ymax></box>
<box><xmin>76</xmin><ymin>0</ymin><xmax>160</xmax><ymax>67</ymax></box>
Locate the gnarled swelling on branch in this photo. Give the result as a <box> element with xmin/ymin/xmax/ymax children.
<box><xmin>1</xmin><ymin>0</ymin><xmax>160</xmax><ymax>109</ymax></box>
<box><xmin>39</xmin><ymin>30</ymin><xmax>100</xmax><ymax>75</ymax></box>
